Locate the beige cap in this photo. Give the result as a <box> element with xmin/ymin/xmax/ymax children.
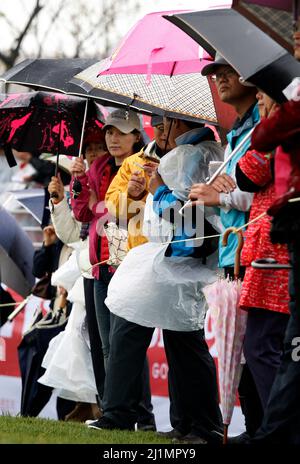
<box><xmin>103</xmin><ymin>109</ymin><xmax>141</xmax><ymax>134</ymax></box>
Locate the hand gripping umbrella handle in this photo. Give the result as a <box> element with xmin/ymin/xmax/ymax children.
<box><xmin>72</xmin><ymin>99</ymin><xmax>89</xmax><ymax>199</ymax></box>
<box><xmin>222</xmin><ymin>227</ymin><xmax>244</xmax><ymax>279</ymax></box>
<box><xmin>178</xmin><ymin>128</ymin><xmax>255</xmax><ymax>216</ymax></box>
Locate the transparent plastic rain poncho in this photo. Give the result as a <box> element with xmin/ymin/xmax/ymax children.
<box><xmin>105</xmin><ymin>141</ymin><xmax>223</xmax><ymax>331</ymax></box>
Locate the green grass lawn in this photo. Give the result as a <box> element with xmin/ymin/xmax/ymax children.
<box><xmin>0</xmin><ymin>415</ymin><xmax>171</xmax><ymax>444</ymax></box>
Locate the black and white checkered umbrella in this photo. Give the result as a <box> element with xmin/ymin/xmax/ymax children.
<box><xmin>70</xmin><ymin>62</ymin><xmax>218</xmax><ymax>125</ymax></box>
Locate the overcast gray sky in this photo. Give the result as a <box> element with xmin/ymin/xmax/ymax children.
<box><xmin>0</xmin><ymin>0</ymin><xmax>230</xmax><ymax>62</ymax></box>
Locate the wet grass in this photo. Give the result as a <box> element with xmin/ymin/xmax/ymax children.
<box><xmin>0</xmin><ymin>415</ymin><xmax>171</xmax><ymax>444</ymax></box>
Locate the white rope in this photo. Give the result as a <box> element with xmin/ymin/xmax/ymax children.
<box><xmin>160</xmin><ymin>233</ymin><xmax>221</xmax><ymax>245</ymax></box>
<box><xmin>235</xmin><ymin>211</ymin><xmax>267</xmax><ymax>232</ymax></box>
<box><xmin>87</xmin><ymin>210</ymin><xmax>270</xmax><ymax>270</ymax></box>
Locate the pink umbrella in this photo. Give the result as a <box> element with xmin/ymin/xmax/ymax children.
<box><xmin>203</xmin><ymin>227</ymin><xmax>248</xmax><ymax>444</ymax></box>
<box><xmin>71</xmin><ymin>10</ymin><xmax>237</xmax><ymax>130</ymax></box>
<box><xmin>97</xmin><ymin>10</ymin><xmax>208</xmax><ymax>82</ymax></box>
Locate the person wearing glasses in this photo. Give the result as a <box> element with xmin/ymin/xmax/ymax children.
<box><xmin>188</xmin><ymin>53</ymin><xmax>262</xmax><ymax>443</ymax></box>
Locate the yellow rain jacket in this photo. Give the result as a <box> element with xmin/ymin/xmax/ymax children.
<box><xmin>105</xmin><ymin>144</ymin><xmax>159</xmax><ymax>250</ymax></box>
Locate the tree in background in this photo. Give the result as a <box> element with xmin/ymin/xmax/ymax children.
<box><xmin>0</xmin><ymin>0</ymin><xmax>141</xmax><ymax>71</ymax></box>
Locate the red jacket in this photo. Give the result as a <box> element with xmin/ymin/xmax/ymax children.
<box><xmin>70</xmin><ymin>155</ymin><xmax>116</xmax><ymax>279</ymax></box>
<box><xmin>238</xmin><ymin>150</ymin><xmax>290</xmax><ymax>314</ymax></box>
<box><xmin>251</xmin><ymin>100</ymin><xmax>300</xmax><ymax>211</ymax></box>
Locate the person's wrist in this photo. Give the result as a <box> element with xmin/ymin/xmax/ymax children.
<box><xmin>128</xmin><ymin>189</ymin><xmax>147</xmax><ymax>200</ymax></box>
<box><xmin>219</xmin><ymin>192</ymin><xmax>230</xmax><ymax>207</ymax></box>
<box><xmin>51</xmin><ymin>196</ymin><xmax>63</xmax><ymax>205</ymax></box>
<box><xmin>75</xmin><ymin>170</ymin><xmax>86</xmax><ymax>177</ymax></box>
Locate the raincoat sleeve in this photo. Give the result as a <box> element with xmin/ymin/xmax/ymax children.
<box><xmin>217</xmin><ymin>144</ymin><xmax>253</xmax><ymax>212</ymax></box>
<box><xmin>152</xmin><ymin>185</ymin><xmax>182</xmax><ymax>223</ymax></box>
<box><xmin>70</xmin><ymin>173</ymin><xmax>94</xmax><ymax>223</ymax></box>
<box><xmin>219</xmin><ymin>173</ymin><xmax>253</xmax><ymax>212</ymax></box>
<box><xmin>105</xmin><ymin>156</ymin><xmax>148</xmax><ymax>222</ymax></box>
<box><xmin>50</xmin><ymin>197</ymin><xmax>81</xmax><ymax>245</ymax></box>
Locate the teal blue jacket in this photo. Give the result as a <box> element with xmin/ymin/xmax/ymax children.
<box><xmin>219</xmin><ymin>103</ymin><xmax>260</xmax><ymax>268</ymax></box>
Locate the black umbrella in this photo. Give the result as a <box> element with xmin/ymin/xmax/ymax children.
<box><xmin>9</xmin><ymin>187</ymin><xmax>53</xmax><ymax>227</ymax></box>
<box><xmin>164</xmin><ymin>8</ymin><xmax>300</xmax><ymax>103</ymax></box>
<box><xmin>0</xmin><ymin>207</ymin><xmax>35</xmax><ymax>295</ymax></box>
<box><xmin>0</xmin><ymin>59</ymin><xmax>108</xmax><ymax>195</ymax></box>
<box><xmin>0</xmin><ymin>245</ymin><xmax>33</xmax><ymax>298</ymax></box>
<box><xmin>0</xmin><ymin>58</ymin><xmax>97</xmax><ymax>94</ymax></box>
<box><xmin>0</xmin><ymin>91</ymin><xmax>87</xmax><ymax>155</ymax></box>
<box><xmin>0</xmin><ymin>58</ymin><xmax>129</xmax><ymax>111</ymax></box>
<box><xmin>0</xmin><ymin>90</ymin><xmax>104</xmax><ymax>194</ymax></box>
<box><xmin>232</xmin><ymin>0</ymin><xmax>299</xmax><ymax>54</ymax></box>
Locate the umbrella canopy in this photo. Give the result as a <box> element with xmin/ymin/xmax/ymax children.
<box><xmin>164</xmin><ymin>8</ymin><xmax>300</xmax><ymax>103</ymax></box>
<box><xmin>10</xmin><ymin>188</ymin><xmax>46</xmax><ymax>225</ymax></box>
<box><xmin>0</xmin><ymin>91</ymin><xmax>88</xmax><ymax>156</ymax></box>
<box><xmin>0</xmin><ymin>58</ymin><xmax>97</xmax><ymax>94</ymax></box>
<box><xmin>0</xmin><ymin>207</ymin><xmax>35</xmax><ymax>293</ymax></box>
<box><xmin>97</xmin><ymin>10</ymin><xmax>203</xmax><ymax>78</ymax></box>
<box><xmin>70</xmin><ymin>10</ymin><xmax>237</xmax><ymax>129</ymax></box>
<box><xmin>71</xmin><ymin>59</ymin><xmax>236</xmax><ymax>129</ymax></box>
<box><xmin>232</xmin><ymin>0</ymin><xmax>299</xmax><ymax>54</ymax></box>
<box><xmin>0</xmin><ymin>58</ymin><xmax>133</xmax><ymax>112</ymax></box>
<box><xmin>41</xmin><ymin>154</ymin><xmax>73</xmax><ymax>175</ymax></box>
<box><xmin>72</xmin><ymin>63</ymin><xmax>215</xmax><ymax>125</ymax></box>
<box><xmin>0</xmin><ymin>245</ymin><xmax>32</xmax><ymax>298</ymax></box>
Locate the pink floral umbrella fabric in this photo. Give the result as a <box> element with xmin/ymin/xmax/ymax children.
<box><xmin>203</xmin><ymin>228</ymin><xmax>248</xmax><ymax>444</ymax></box>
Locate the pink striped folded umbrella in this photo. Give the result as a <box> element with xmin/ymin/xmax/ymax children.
<box><xmin>203</xmin><ymin>227</ymin><xmax>248</xmax><ymax>444</ymax></box>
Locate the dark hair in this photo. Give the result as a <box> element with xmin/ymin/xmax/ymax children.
<box><xmin>132</xmin><ymin>129</ymin><xmax>144</xmax><ymax>153</ymax></box>
<box><xmin>81</xmin><ymin>140</ymin><xmax>108</xmax><ymax>158</ymax></box>
<box><xmin>183</xmin><ymin>120</ymin><xmax>205</xmax><ymax>130</ymax></box>
<box><xmin>165</xmin><ymin>116</ymin><xmax>204</xmax><ymax>130</ymax></box>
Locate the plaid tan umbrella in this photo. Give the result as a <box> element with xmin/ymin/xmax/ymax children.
<box><xmin>71</xmin><ymin>61</ymin><xmax>232</xmax><ymax>126</ymax></box>
<box><xmin>232</xmin><ymin>0</ymin><xmax>297</xmax><ymax>54</ymax></box>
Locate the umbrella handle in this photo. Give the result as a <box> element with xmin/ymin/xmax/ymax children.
<box><xmin>222</xmin><ymin>227</ymin><xmax>244</xmax><ymax>279</ymax></box>
<box><xmin>7</xmin><ymin>297</ymin><xmax>30</xmax><ymax>322</ymax></box>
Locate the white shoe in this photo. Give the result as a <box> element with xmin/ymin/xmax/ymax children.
<box><xmin>85</xmin><ymin>419</ymin><xmax>96</xmax><ymax>426</ymax></box>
